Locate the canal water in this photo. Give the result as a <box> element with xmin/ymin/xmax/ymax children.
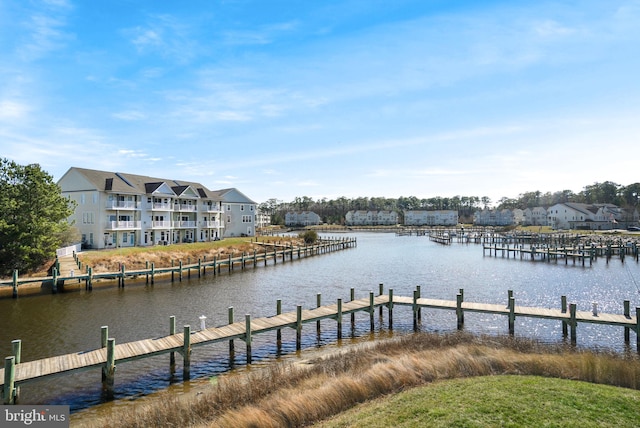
<box><xmin>1</xmin><ymin>232</ymin><xmax>640</xmax><ymax>412</ymax></box>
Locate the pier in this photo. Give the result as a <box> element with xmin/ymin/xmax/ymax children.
<box><xmin>0</xmin><ymin>237</ymin><xmax>357</xmax><ymax>298</ymax></box>
<box><xmin>482</xmin><ymin>241</ymin><xmax>639</xmax><ymax>265</ymax></box>
<box><xmin>2</xmin><ymin>285</ymin><xmax>639</xmax><ymax>404</ymax></box>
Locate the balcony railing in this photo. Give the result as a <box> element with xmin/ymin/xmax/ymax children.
<box><xmin>202</xmin><ymin>204</ymin><xmax>223</xmax><ymax>213</ymax></box>
<box><xmin>173</xmin><ymin>221</ymin><xmax>197</xmax><ymax>228</ymax></box>
<box><xmin>152</xmin><ymin>203</ymin><xmax>173</xmax><ymax>211</ymax></box>
<box><xmin>199</xmin><ymin>221</ymin><xmax>221</xmax><ymax>228</ymax></box>
<box><xmin>105</xmin><ymin>221</ymin><xmax>141</xmax><ymax>230</ymax></box>
<box><xmin>152</xmin><ymin>221</ymin><xmax>172</xmax><ymax>229</ymax></box>
<box><xmin>106</xmin><ymin>201</ymin><xmax>140</xmax><ymax>210</ymax></box>
<box><xmin>174</xmin><ymin>204</ymin><xmax>197</xmax><ymax>212</ymax></box>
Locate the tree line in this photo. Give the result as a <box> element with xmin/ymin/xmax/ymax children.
<box><xmin>260</xmin><ymin>181</ymin><xmax>640</xmax><ymax>225</ymax></box>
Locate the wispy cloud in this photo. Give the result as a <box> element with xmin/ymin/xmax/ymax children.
<box><xmin>123</xmin><ymin>14</ymin><xmax>197</xmax><ymax>63</ymax></box>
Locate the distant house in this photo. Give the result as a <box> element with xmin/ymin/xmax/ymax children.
<box><xmin>220</xmin><ymin>188</ymin><xmax>257</xmax><ymax>237</ymax></box>
<box><xmin>57</xmin><ymin>167</ymin><xmax>255</xmax><ymax>249</ymax></box>
<box><xmin>473</xmin><ymin>209</ymin><xmax>514</xmax><ymax>226</ymax></box>
<box><xmin>255</xmin><ymin>209</ymin><xmax>271</xmax><ymax>229</ymax></box>
<box><xmin>345</xmin><ymin>210</ymin><xmax>398</xmax><ymax>226</ymax></box>
<box><xmin>523</xmin><ymin>207</ymin><xmax>548</xmax><ymax>226</ymax></box>
<box><xmin>547</xmin><ymin>203</ymin><xmax>635</xmax><ymax>230</ymax></box>
<box><xmin>285</xmin><ymin>211</ymin><xmax>321</xmax><ymax>227</ymax></box>
<box><xmin>403</xmin><ymin>210</ymin><xmax>458</xmax><ymax>226</ymax></box>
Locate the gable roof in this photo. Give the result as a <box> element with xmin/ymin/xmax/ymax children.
<box><xmin>59</xmin><ymin>167</ymin><xmax>234</xmax><ymax>201</ymax></box>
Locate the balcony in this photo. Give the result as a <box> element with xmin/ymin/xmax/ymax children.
<box><xmin>202</xmin><ymin>204</ymin><xmax>223</xmax><ymax>213</ymax></box>
<box><xmin>173</xmin><ymin>220</ymin><xmax>197</xmax><ymax>228</ymax></box>
<box><xmin>152</xmin><ymin>221</ymin><xmax>172</xmax><ymax>229</ymax></box>
<box><xmin>106</xmin><ymin>201</ymin><xmax>140</xmax><ymax>210</ymax></box>
<box><xmin>105</xmin><ymin>221</ymin><xmax>141</xmax><ymax>230</ymax></box>
<box><xmin>200</xmin><ymin>221</ymin><xmax>221</xmax><ymax>228</ymax></box>
<box><xmin>152</xmin><ymin>203</ymin><xmax>173</xmax><ymax>211</ymax></box>
<box><xmin>174</xmin><ymin>204</ymin><xmax>197</xmax><ymax>212</ymax></box>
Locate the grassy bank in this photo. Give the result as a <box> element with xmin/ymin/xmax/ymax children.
<box><xmin>77</xmin><ymin>236</ymin><xmax>302</xmax><ymax>273</ymax></box>
<box><xmin>75</xmin><ymin>332</ymin><xmax>640</xmax><ymax>428</ymax></box>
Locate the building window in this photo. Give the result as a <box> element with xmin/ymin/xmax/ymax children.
<box><xmin>241</xmin><ymin>205</ymin><xmax>244</xmax><ymax>211</ymax></box>
<box><xmin>227</xmin><ymin>215</ymin><xmax>231</xmax><ymax>223</ymax></box>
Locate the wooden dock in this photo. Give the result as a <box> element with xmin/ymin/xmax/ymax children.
<box><xmin>482</xmin><ymin>242</ymin><xmax>639</xmax><ymax>265</ymax></box>
<box><xmin>2</xmin><ymin>286</ymin><xmax>639</xmax><ymax>404</ymax></box>
<box><xmin>0</xmin><ymin>237</ymin><xmax>357</xmax><ymax>298</ymax></box>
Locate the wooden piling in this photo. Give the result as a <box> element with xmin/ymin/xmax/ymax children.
<box><xmin>169</xmin><ymin>316</ymin><xmax>176</xmax><ymax>368</ymax></box>
<box><xmin>183</xmin><ymin>325</ymin><xmax>191</xmax><ymax>378</ymax></box>
<box><xmin>245</xmin><ymin>314</ymin><xmax>252</xmax><ymax>364</ymax></box>
<box><xmin>336</xmin><ymin>299</ymin><xmax>343</xmax><ymax>339</ymax></box>
<box><xmin>316</xmin><ymin>293</ymin><xmax>322</xmax><ymax>335</ymax></box>
<box><xmin>228</xmin><ymin>307</ymin><xmax>235</xmax><ymax>363</ymax></box>
<box><xmin>369</xmin><ymin>291</ymin><xmax>375</xmax><ymax>331</ymax></box>
<box><xmin>456</xmin><ymin>293</ymin><xmax>464</xmax><ymax>329</ymax></box>
<box><xmin>624</xmin><ymin>300</ymin><xmax>630</xmax><ymax>343</ymax></box>
<box><xmin>102</xmin><ymin>338</ymin><xmax>115</xmax><ymax>396</ymax></box>
<box><xmin>296</xmin><ymin>305</ymin><xmax>303</xmax><ymax>349</ymax></box>
<box><xmin>276</xmin><ymin>299</ymin><xmax>282</xmax><ymax>351</ymax></box>
<box><xmin>561</xmin><ymin>296</ymin><xmax>568</xmax><ymax>337</ymax></box>
<box><xmin>12</xmin><ymin>270</ymin><xmax>18</xmax><ymax>298</ymax></box>
<box><xmin>388</xmin><ymin>289</ymin><xmax>394</xmax><ymax>330</ymax></box>
<box><xmin>569</xmin><ymin>303</ymin><xmax>577</xmax><ymax>344</ymax></box>
<box><xmin>3</xmin><ymin>356</ymin><xmax>16</xmax><ymax>404</ymax></box>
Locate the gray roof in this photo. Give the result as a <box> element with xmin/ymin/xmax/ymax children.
<box><xmin>62</xmin><ymin>167</ymin><xmax>249</xmax><ymax>201</ymax></box>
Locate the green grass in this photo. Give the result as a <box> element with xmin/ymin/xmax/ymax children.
<box><xmin>315</xmin><ymin>375</ymin><xmax>640</xmax><ymax>428</ymax></box>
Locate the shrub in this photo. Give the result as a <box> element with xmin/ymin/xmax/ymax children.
<box><xmin>300</xmin><ymin>230</ymin><xmax>319</xmax><ymax>244</ymax></box>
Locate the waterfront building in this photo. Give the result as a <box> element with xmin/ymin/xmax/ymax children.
<box><xmin>523</xmin><ymin>207</ymin><xmax>548</xmax><ymax>226</ymax></box>
<box><xmin>58</xmin><ymin>167</ymin><xmax>255</xmax><ymax>249</ymax></box>
<box><xmin>403</xmin><ymin>210</ymin><xmax>458</xmax><ymax>226</ymax></box>
<box><xmin>547</xmin><ymin>203</ymin><xmax>637</xmax><ymax>230</ymax></box>
<box><xmin>345</xmin><ymin>210</ymin><xmax>399</xmax><ymax>226</ymax></box>
<box><xmin>285</xmin><ymin>211</ymin><xmax>321</xmax><ymax>227</ymax></box>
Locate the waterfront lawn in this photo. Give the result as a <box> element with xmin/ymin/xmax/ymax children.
<box><xmin>315</xmin><ymin>375</ymin><xmax>640</xmax><ymax>428</ymax></box>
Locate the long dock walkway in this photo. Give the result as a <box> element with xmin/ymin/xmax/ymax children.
<box><xmin>0</xmin><ymin>237</ymin><xmax>356</xmax><ymax>297</ymax></box>
<box><xmin>3</xmin><ymin>287</ymin><xmax>639</xmax><ymax>404</ymax></box>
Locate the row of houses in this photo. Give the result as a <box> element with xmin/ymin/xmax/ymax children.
<box><xmin>474</xmin><ymin>203</ymin><xmax>639</xmax><ymax>230</ymax></box>
<box><xmin>58</xmin><ymin>167</ymin><xmax>257</xmax><ymax>249</ymax></box>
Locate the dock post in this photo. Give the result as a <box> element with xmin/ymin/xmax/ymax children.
<box><xmin>183</xmin><ymin>325</ymin><xmax>191</xmax><ymax>379</ymax></box>
<box><xmin>388</xmin><ymin>289</ymin><xmax>394</xmax><ymax>330</ymax></box>
<box><xmin>297</xmin><ymin>305</ymin><xmax>303</xmax><ymax>349</ymax></box>
<box><xmin>561</xmin><ymin>296</ymin><xmax>568</xmax><ymax>337</ymax></box>
<box><xmin>624</xmin><ymin>300</ymin><xmax>630</xmax><ymax>343</ymax></box>
<box><xmin>636</xmin><ymin>307</ymin><xmax>640</xmax><ymax>353</ymax></box>
<box><xmin>12</xmin><ymin>269</ymin><xmax>18</xmax><ymax>298</ymax></box>
<box><xmin>350</xmin><ymin>288</ymin><xmax>356</xmax><ymax>331</ymax></box>
<box><xmin>379</xmin><ymin>283</ymin><xmax>384</xmax><ymax>318</ymax></box>
<box><xmin>316</xmin><ymin>293</ymin><xmax>322</xmax><ymax>336</ymax></box>
<box><xmin>150</xmin><ymin>263</ymin><xmax>155</xmax><ymax>285</ymax></box>
<box><xmin>412</xmin><ymin>289</ymin><xmax>419</xmax><ymax>331</ymax></box>
<box><xmin>508</xmin><ymin>296</ymin><xmax>515</xmax><ymax>335</ymax></box>
<box><xmin>101</xmin><ymin>326</ymin><xmax>108</xmax><ymax>348</ymax></box>
<box><xmin>11</xmin><ymin>340</ymin><xmax>21</xmax><ymax>364</ymax></box>
<box><xmin>120</xmin><ymin>264</ymin><xmax>125</xmax><ymax>287</ymax></box>
<box><xmin>3</xmin><ymin>356</ymin><xmax>16</xmax><ymax>404</ymax></box>
<box><xmin>171</xmin><ymin>260</ymin><xmax>175</xmax><ymax>282</ymax></box>
<box><xmin>179</xmin><ymin>261</ymin><xmax>183</xmax><ymax>282</ymax></box>
<box><xmin>276</xmin><ymin>299</ymin><xmax>282</xmax><ymax>352</ymax></box>
<box><xmin>337</xmin><ymin>299</ymin><xmax>343</xmax><ymax>339</ymax></box>
<box><xmin>456</xmin><ymin>293</ymin><xmax>464</xmax><ymax>330</ymax></box>
<box><xmin>52</xmin><ymin>267</ymin><xmax>58</xmax><ymax>293</ymax></box>
<box><xmin>169</xmin><ymin>316</ymin><xmax>176</xmax><ymax>368</ymax></box>
<box><xmin>244</xmin><ymin>314</ymin><xmax>252</xmax><ymax>364</ymax></box>
<box><xmin>228</xmin><ymin>307</ymin><xmax>235</xmax><ymax>364</ymax></box>
<box><xmin>369</xmin><ymin>291</ymin><xmax>375</xmax><ymax>331</ymax></box>
<box><xmin>229</xmin><ymin>254</ymin><xmax>232</xmax><ymax>272</ymax></box>
<box><xmin>416</xmin><ymin>285</ymin><xmax>422</xmax><ymax>321</ymax></box>
<box><xmin>198</xmin><ymin>259</ymin><xmax>202</xmax><ymax>278</ymax></box>
<box><xmin>102</xmin><ymin>338</ymin><xmax>116</xmax><ymax>397</ymax></box>
<box><xmin>145</xmin><ymin>261</ymin><xmax>149</xmax><ymax>284</ymax></box>
<box><xmin>569</xmin><ymin>304</ymin><xmax>577</xmax><ymax>344</ymax></box>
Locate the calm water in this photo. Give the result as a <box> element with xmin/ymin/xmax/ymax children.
<box><xmin>1</xmin><ymin>232</ymin><xmax>639</xmax><ymax>412</ymax></box>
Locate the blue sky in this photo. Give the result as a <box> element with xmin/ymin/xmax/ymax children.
<box><xmin>1</xmin><ymin>1</ymin><xmax>639</xmax><ymax>205</ymax></box>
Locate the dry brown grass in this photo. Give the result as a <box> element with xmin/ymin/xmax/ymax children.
<box><xmin>77</xmin><ymin>332</ymin><xmax>640</xmax><ymax>428</ymax></box>
<box><xmin>78</xmin><ymin>237</ymin><xmax>303</xmax><ymax>273</ymax></box>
